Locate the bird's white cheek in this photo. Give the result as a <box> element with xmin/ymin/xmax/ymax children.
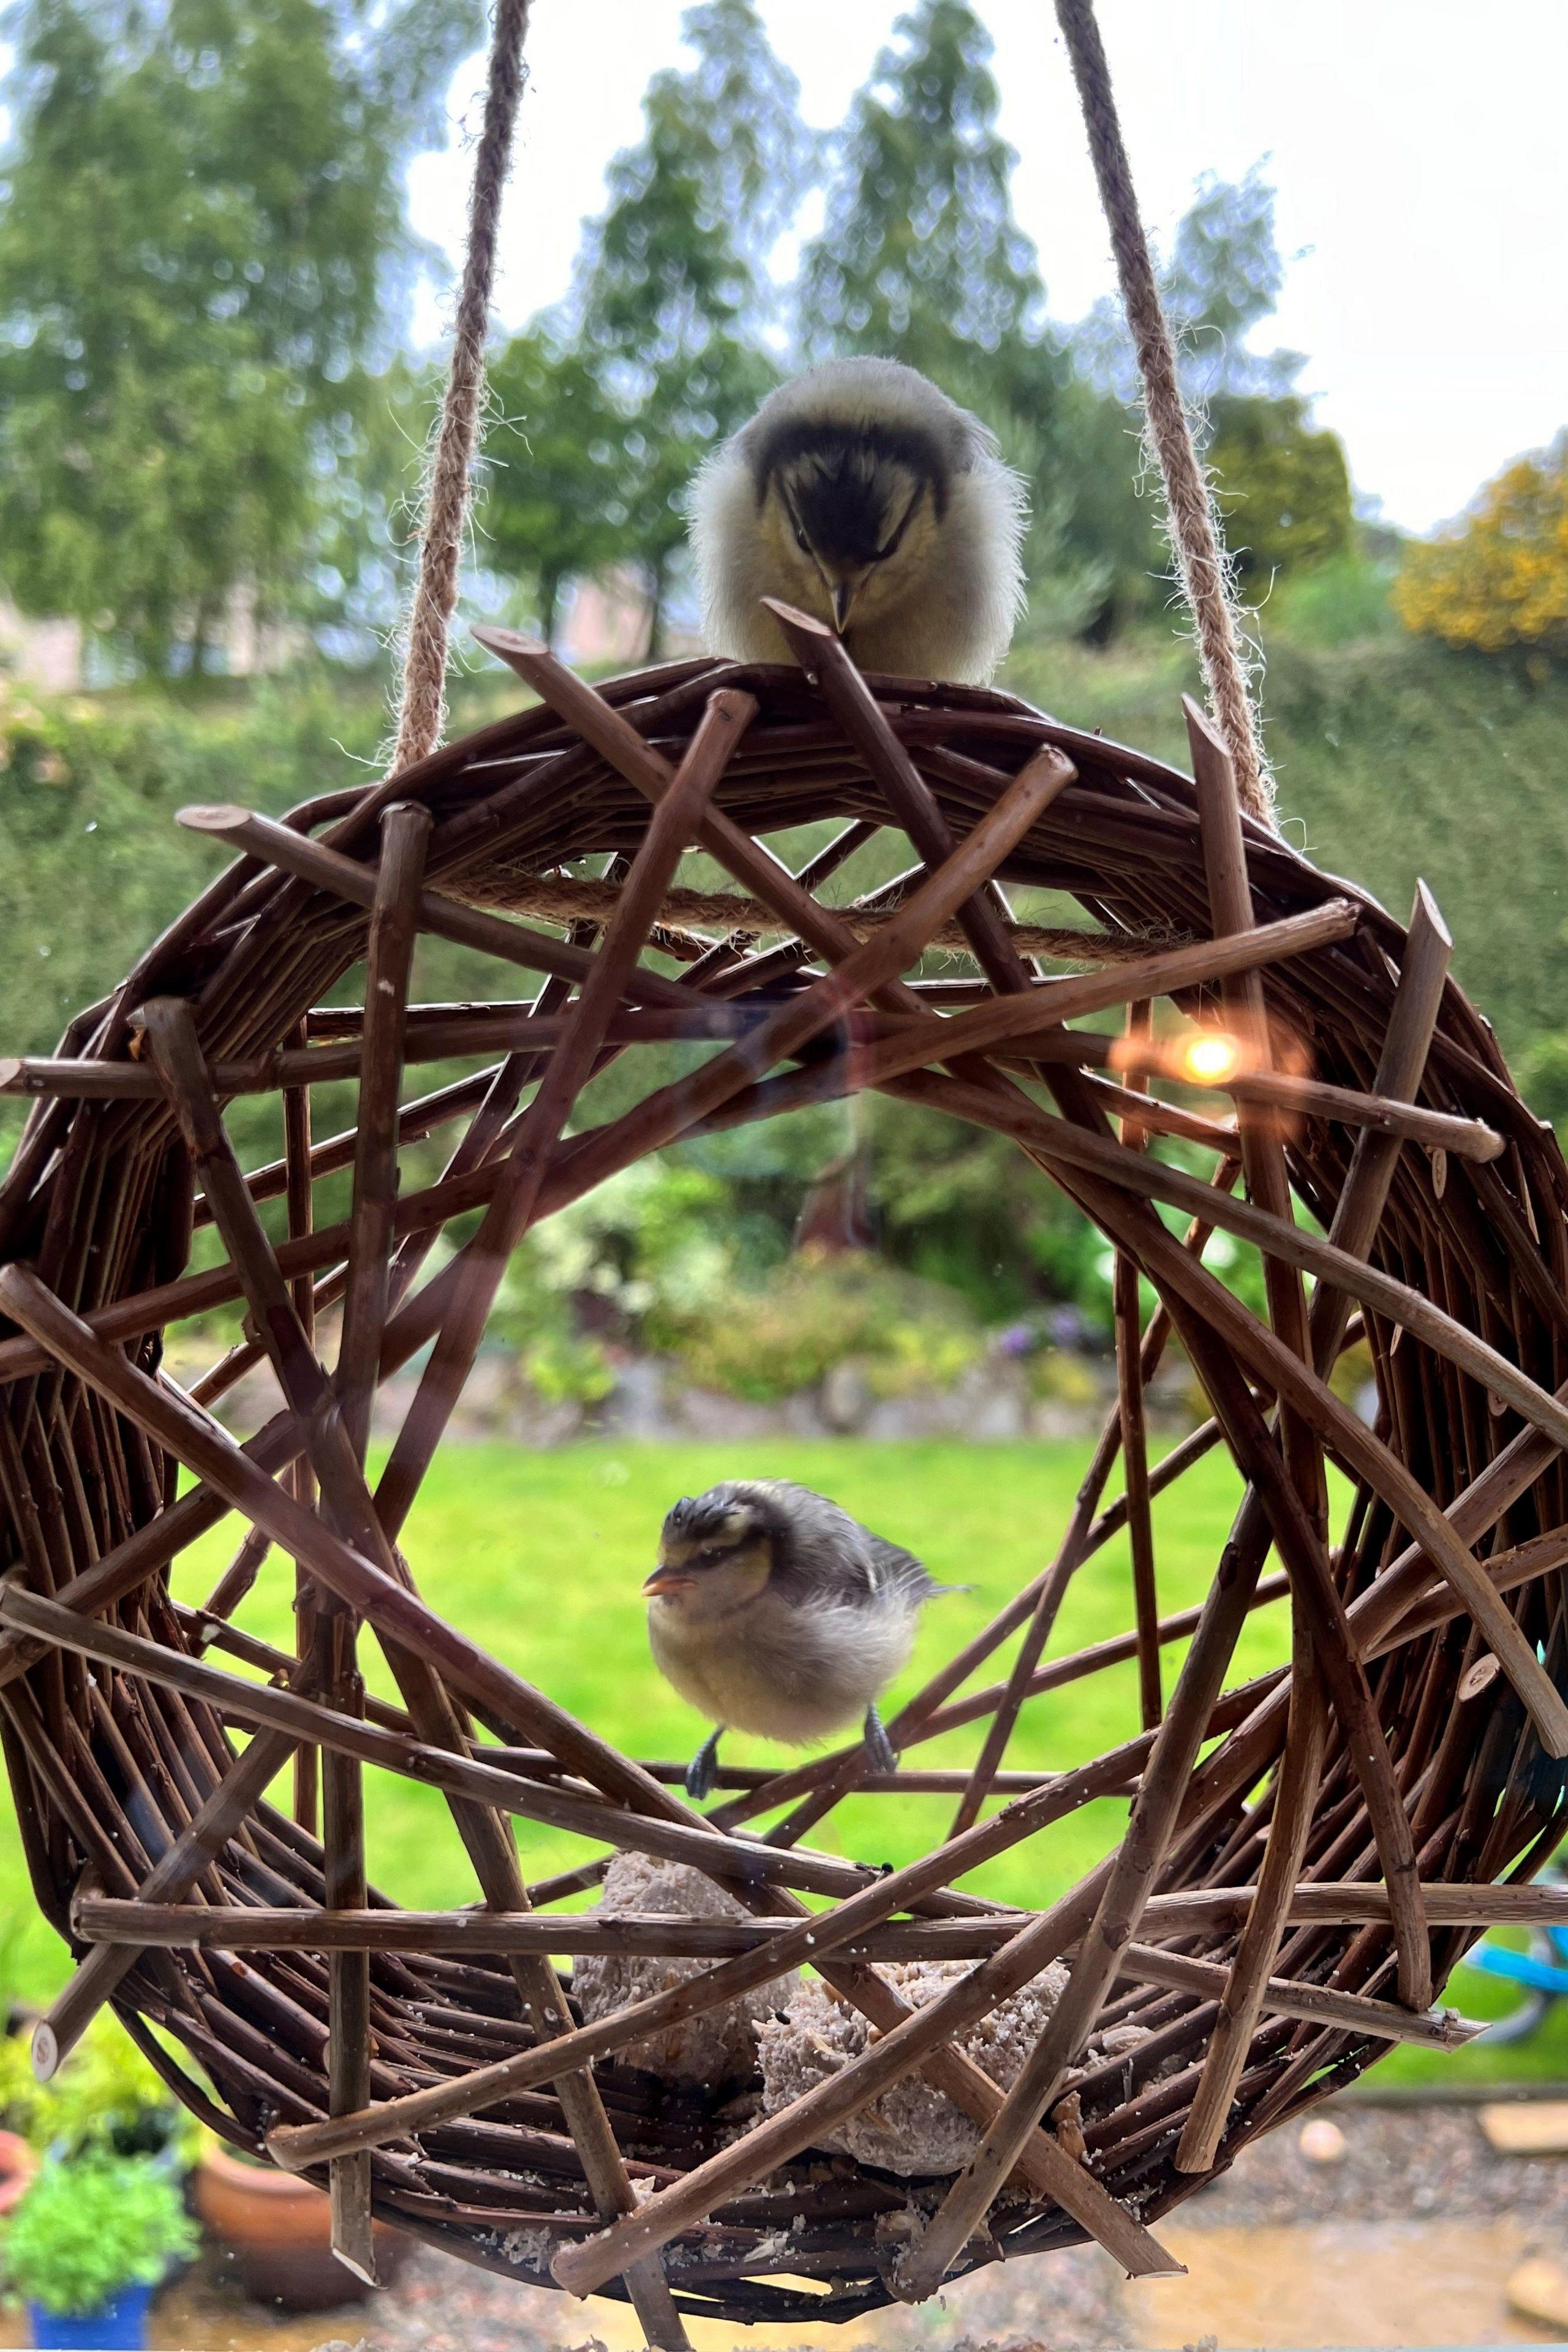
<box><xmin>850</xmin><ymin>565</ymin><xmax>902</xmax><ymax>625</ymax></box>
<box><xmin>785</xmin><ymin>557</ymin><xmax>835</xmax><ymax>628</ymax></box>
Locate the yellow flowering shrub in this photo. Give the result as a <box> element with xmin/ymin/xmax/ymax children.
<box><xmin>1395</xmin><ymin>435</ymin><xmax>1568</xmax><ymax>655</ymax></box>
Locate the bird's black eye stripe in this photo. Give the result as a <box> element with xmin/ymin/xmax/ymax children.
<box><xmin>779</xmin><ymin>493</ymin><xmax>812</xmax><ymax>555</ymax></box>
<box><xmin>873</xmin><ymin>484</ymin><xmax>925</xmax><ymax>564</ymax></box>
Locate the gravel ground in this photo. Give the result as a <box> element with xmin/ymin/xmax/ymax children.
<box><xmin>304</xmin><ymin>2241</ymin><xmax>1129</xmax><ymax>2352</ymax></box>
<box><xmin>1186</xmin><ymin>2094</ymin><xmax>1568</xmax><ymax>2228</ymax></box>
<box><xmin>294</xmin><ymin>2101</ymin><xmax>1568</xmax><ymax>2352</ymax></box>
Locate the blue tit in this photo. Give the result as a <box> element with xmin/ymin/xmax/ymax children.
<box><xmin>644</xmin><ymin>1479</ymin><xmax>954</xmax><ymax>1801</ymax></box>
<box><xmin>690</xmin><ymin>356</ymin><xmax>1027</xmax><ymax>684</ymax></box>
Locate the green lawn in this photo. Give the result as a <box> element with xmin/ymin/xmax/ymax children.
<box><xmin>168</xmin><ymin>1436</ymin><xmax>1272</xmax><ymax>1920</ymax></box>
<box><xmin>0</xmin><ymin>1438</ymin><xmax>1559</xmax><ymax>2090</ymax></box>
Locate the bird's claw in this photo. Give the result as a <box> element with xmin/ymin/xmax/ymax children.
<box><xmin>862</xmin><ymin>1705</ymin><xmax>898</xmax><ymax>1780</ymax></box>
<box><xmin>685</xmin><ymin>1729</ymin><xmax>722</xmax><ymax>1803</ymax></box>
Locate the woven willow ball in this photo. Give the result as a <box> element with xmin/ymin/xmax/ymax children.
<box><xmin>1</xmin><ymin>630</ymin><xmax>1564</xmax><ymax>2334</ymax></box>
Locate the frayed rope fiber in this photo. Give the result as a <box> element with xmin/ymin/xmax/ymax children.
<box><xmin>1054</xmin><ymin>0</ymin><xmax>1275</xmax><ymax>827</ymax></box>
<box><xmin>388</xmin><ymin>0</ymin><xmax>532</xmax><ymax>777</ymax></box>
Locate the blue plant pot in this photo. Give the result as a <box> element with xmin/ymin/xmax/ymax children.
<box><xmin>27</xmin><ymin>2277</ymin><xmax>153</xmax><ymax>2348</ymax></box>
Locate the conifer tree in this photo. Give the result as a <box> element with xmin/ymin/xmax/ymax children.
<box><xmin>559</xmin><ymin>0</ymin><xmax>815</xmax><ymax>650</ymax></box>
<box><xmin>1067</xmin><ymin>164</ymin><xmax>1344</xmax><ymax>621</ymax></box>
<box><xmin>800</xmin><ymin>0</ymin><xmax>1043</xmax><ymax>390</ymax></box>
<box><xmin>799</xmin><ymin>2</ymin><xmax>1102</xmax><ymax>620</ymax></box>
<box><xmin>1072</xmin><ymin>163</ymin><xmax>1304</xmax><ymax>405</ymax></box>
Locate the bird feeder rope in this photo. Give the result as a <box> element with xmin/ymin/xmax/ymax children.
<box><xmin>388</xmin><ymin>0</ymin><xmax>532</xmax><ymax>776</ymax></box>
<box><xmin>1055</xmin><ymin>0</ymin><xmax>1273</xmax><ymax>823</ymax></box>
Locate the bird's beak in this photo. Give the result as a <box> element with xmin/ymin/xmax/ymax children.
<box><xmin>643</xmin><ymin>1564</ymin><xmax>695</xmax><ymax>1597</ymax></box>
<box><xmin>829</xmin><ymin>578</ymin><xmax>856</xmax><ymax>634</ymax></box>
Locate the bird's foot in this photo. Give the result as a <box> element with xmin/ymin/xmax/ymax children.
<box><xmin>685</xmin><ymin>1728</ymin><xmax>723</xmax><ymax>1803</ymax></box>
<box><xmin>862</xmin><ymin>1705</ymin><xmax>898</xmax><ymax>1780</ymax></box>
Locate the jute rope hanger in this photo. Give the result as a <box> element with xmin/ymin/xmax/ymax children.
<box><xmin>388</xmin><ymin>0</ymin><xmax>532</xmax><ymax>776</ymax></box>
<box><xmin>386</xmin><ymin>0</ymin><xmax>1273</xmax><ymax>820</ymax></box>
<box><xmin>1053</xmin><ymin>0</ymin><xmax>1273</xmax><ymax>824</ymax></box>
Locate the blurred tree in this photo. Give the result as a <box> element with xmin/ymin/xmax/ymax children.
<box><xmin>800</xmin><ymin>0</ymin><xmax>1042</xmax><ymax>382</ymax></box>
<box><xmin>481</xmin><ymin>331</ymin><xmax>623</xmax><ymax>646</ymax></box>
<box><xmin>559</xmin><ymin>0</ymin><xmax>815</xmax><ymax>651</ymax></box>
<box><xmin>1207</xmin><ymin>392</ymin><xmax>1352</xmax><ymax>590</ymax></box>
<box><xmin>1159</xmin><ymin>161</ymin><xmax>1305</xmax><ymax>398</ymax></box>
<box><xmin>1063</xmin><ymin>163</ymin><xmax>1330</xmax><ymax>628</ymax></box>
<box><xmin>1047</xmin><ymin>373</ymin><xmax>1164</xmax><ymax>640</ymax></box>
<box><xmin>0</xmin><ymin>0</ymin><xmax>481</xmax><ymax>674</ymax></box>
<box><xmin>1394</xmin><ymin>435</ymin><xmax>1568</xmax><ymax>658</ymax></box>
<box><xmin>1516</xmin><ymin>1030</ymin><xmax>1568</xmax><ymax>1131</ymax></box>
<box><xmin>1072</xmin><ymin>161</ymin><xmax>1305</xmax><ymax>407</ymax></box>
<box><xmin>800</xmin><ymin>1</ymin><xmax>1139</xmax><ymax>633</ymax></box>
<box><xmin>862</xmin><ymin>1093</ymin><xmax>1103</xmax><ymax>1323</ymax></box>
<box><xmin>313</xmin><ymin>348</ymin><xmax>440</xmax><ymax>660</ymax></box>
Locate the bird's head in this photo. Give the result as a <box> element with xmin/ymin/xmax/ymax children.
<box><xmin>753</xmin><ymin>415</ymin><xmax>947</xmax><ymax>646</ymax></box>
<box><xmin>689</xmin><ymin>356</ymin><xmax>1025</xmax><ymax>682</ymax></box>
<box><xmin>645</xmin><ymin>1485</ymin><xmax>776</xmax><ymax>1619</ymax></box>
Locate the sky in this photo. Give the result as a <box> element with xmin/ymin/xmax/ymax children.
<box><xmin>408</xmin><ymin>0</ymin><xmax>1568</xmax><ymax>536</ymax></box>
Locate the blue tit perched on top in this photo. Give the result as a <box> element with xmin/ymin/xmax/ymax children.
<box><xmin>688</xmin><ymin>356</ymin><xmax>1028</xmax><ymax>684</ymax></box>
<box><xmin>643</xmin><ymin>1479</ymin><xmax>954</xmax><ymax>1800</ymax></box>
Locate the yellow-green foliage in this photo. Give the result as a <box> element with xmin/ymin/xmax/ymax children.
<box><xmin>1207</xmin><ymin>394</ymin><xmax>1353</xmax><ymax>588</ymax></box>
<box><xmin>0</xmin><ymin>2012</ymin><xmax>200</xmax><ymax>2168</ymax></box>
<box><xmin>2</xmin><ymin>2155</ymin><xmax>198</xmax><ymax>2318</ymax></box>
<box><xmin>1395</xmin><ymin>435</ymin><xmax>1568</xmax><ymax>655</ymax></box>
<box><xmin>1030</xmin><ymin>1348</ymin><xmax>1102</xmax><ymax>1409</ymax></box>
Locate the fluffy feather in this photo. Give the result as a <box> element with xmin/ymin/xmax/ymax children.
<box><xmin>690</xmin><ymin>357</ymin><xmax>1027</xmax><ymax>684</ymax></box>
<box><xmin>647</xmin><ymin>1479</ymin><xmax>950</xmax><ymax>1758</ymax></box>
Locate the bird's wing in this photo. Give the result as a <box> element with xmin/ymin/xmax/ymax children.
<box><xmin>865</xmin><ymin>1535</ymin><xmax>949</xmax><ymax>1605</ymax></box>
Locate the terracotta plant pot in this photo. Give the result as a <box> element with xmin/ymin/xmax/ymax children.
<box><xmin>0</xmin><ymin>2127</ymin><xmax>37</xmax><ymax>2216</ymax></box>
<box><xmin>194</xmin><ymin>2144</ymin><xmax>408</xmax><ymax>2312</ymax></box>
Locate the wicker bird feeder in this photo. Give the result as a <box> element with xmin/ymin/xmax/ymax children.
<box><xmin>2</xmin><ymin>612</ymin><xmax>1567</xmax><ymax>2340</ymax></box>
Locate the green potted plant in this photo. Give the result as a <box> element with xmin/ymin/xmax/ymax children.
<box><xmin>0</xmin><ymin>2011</ymin><xmax>200</xmax><ymax>2180</ymax></box>
<box><xmin>2</xmin><ymin>2152</ymin><xmax>197</xmax><ymax>2348</ymax></box>
<box><xmin>39</xmin><ymin>2016</ymin><xmax>200</xmax><ymax>2171</ymax></box>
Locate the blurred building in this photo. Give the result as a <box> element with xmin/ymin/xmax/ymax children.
<box><xmin>0</xmin><ymin>600</ymin><xmax>83</xmax><ymax>692</ymax></box>
<box><xmin>0</xmin><ymin>588</ymin><xmax>303</xmax><ymax>688</ymax></box>
<box><xmin>554</xmin><ymin>567</ymin><xmax>703</xmax><ymax>668</ymax></box>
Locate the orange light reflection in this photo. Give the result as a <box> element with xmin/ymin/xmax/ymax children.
<box><xmin>1177</xmin><ymin>1032</ymin><xmax>1242</xmax><ymax>1086</ymax></box>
